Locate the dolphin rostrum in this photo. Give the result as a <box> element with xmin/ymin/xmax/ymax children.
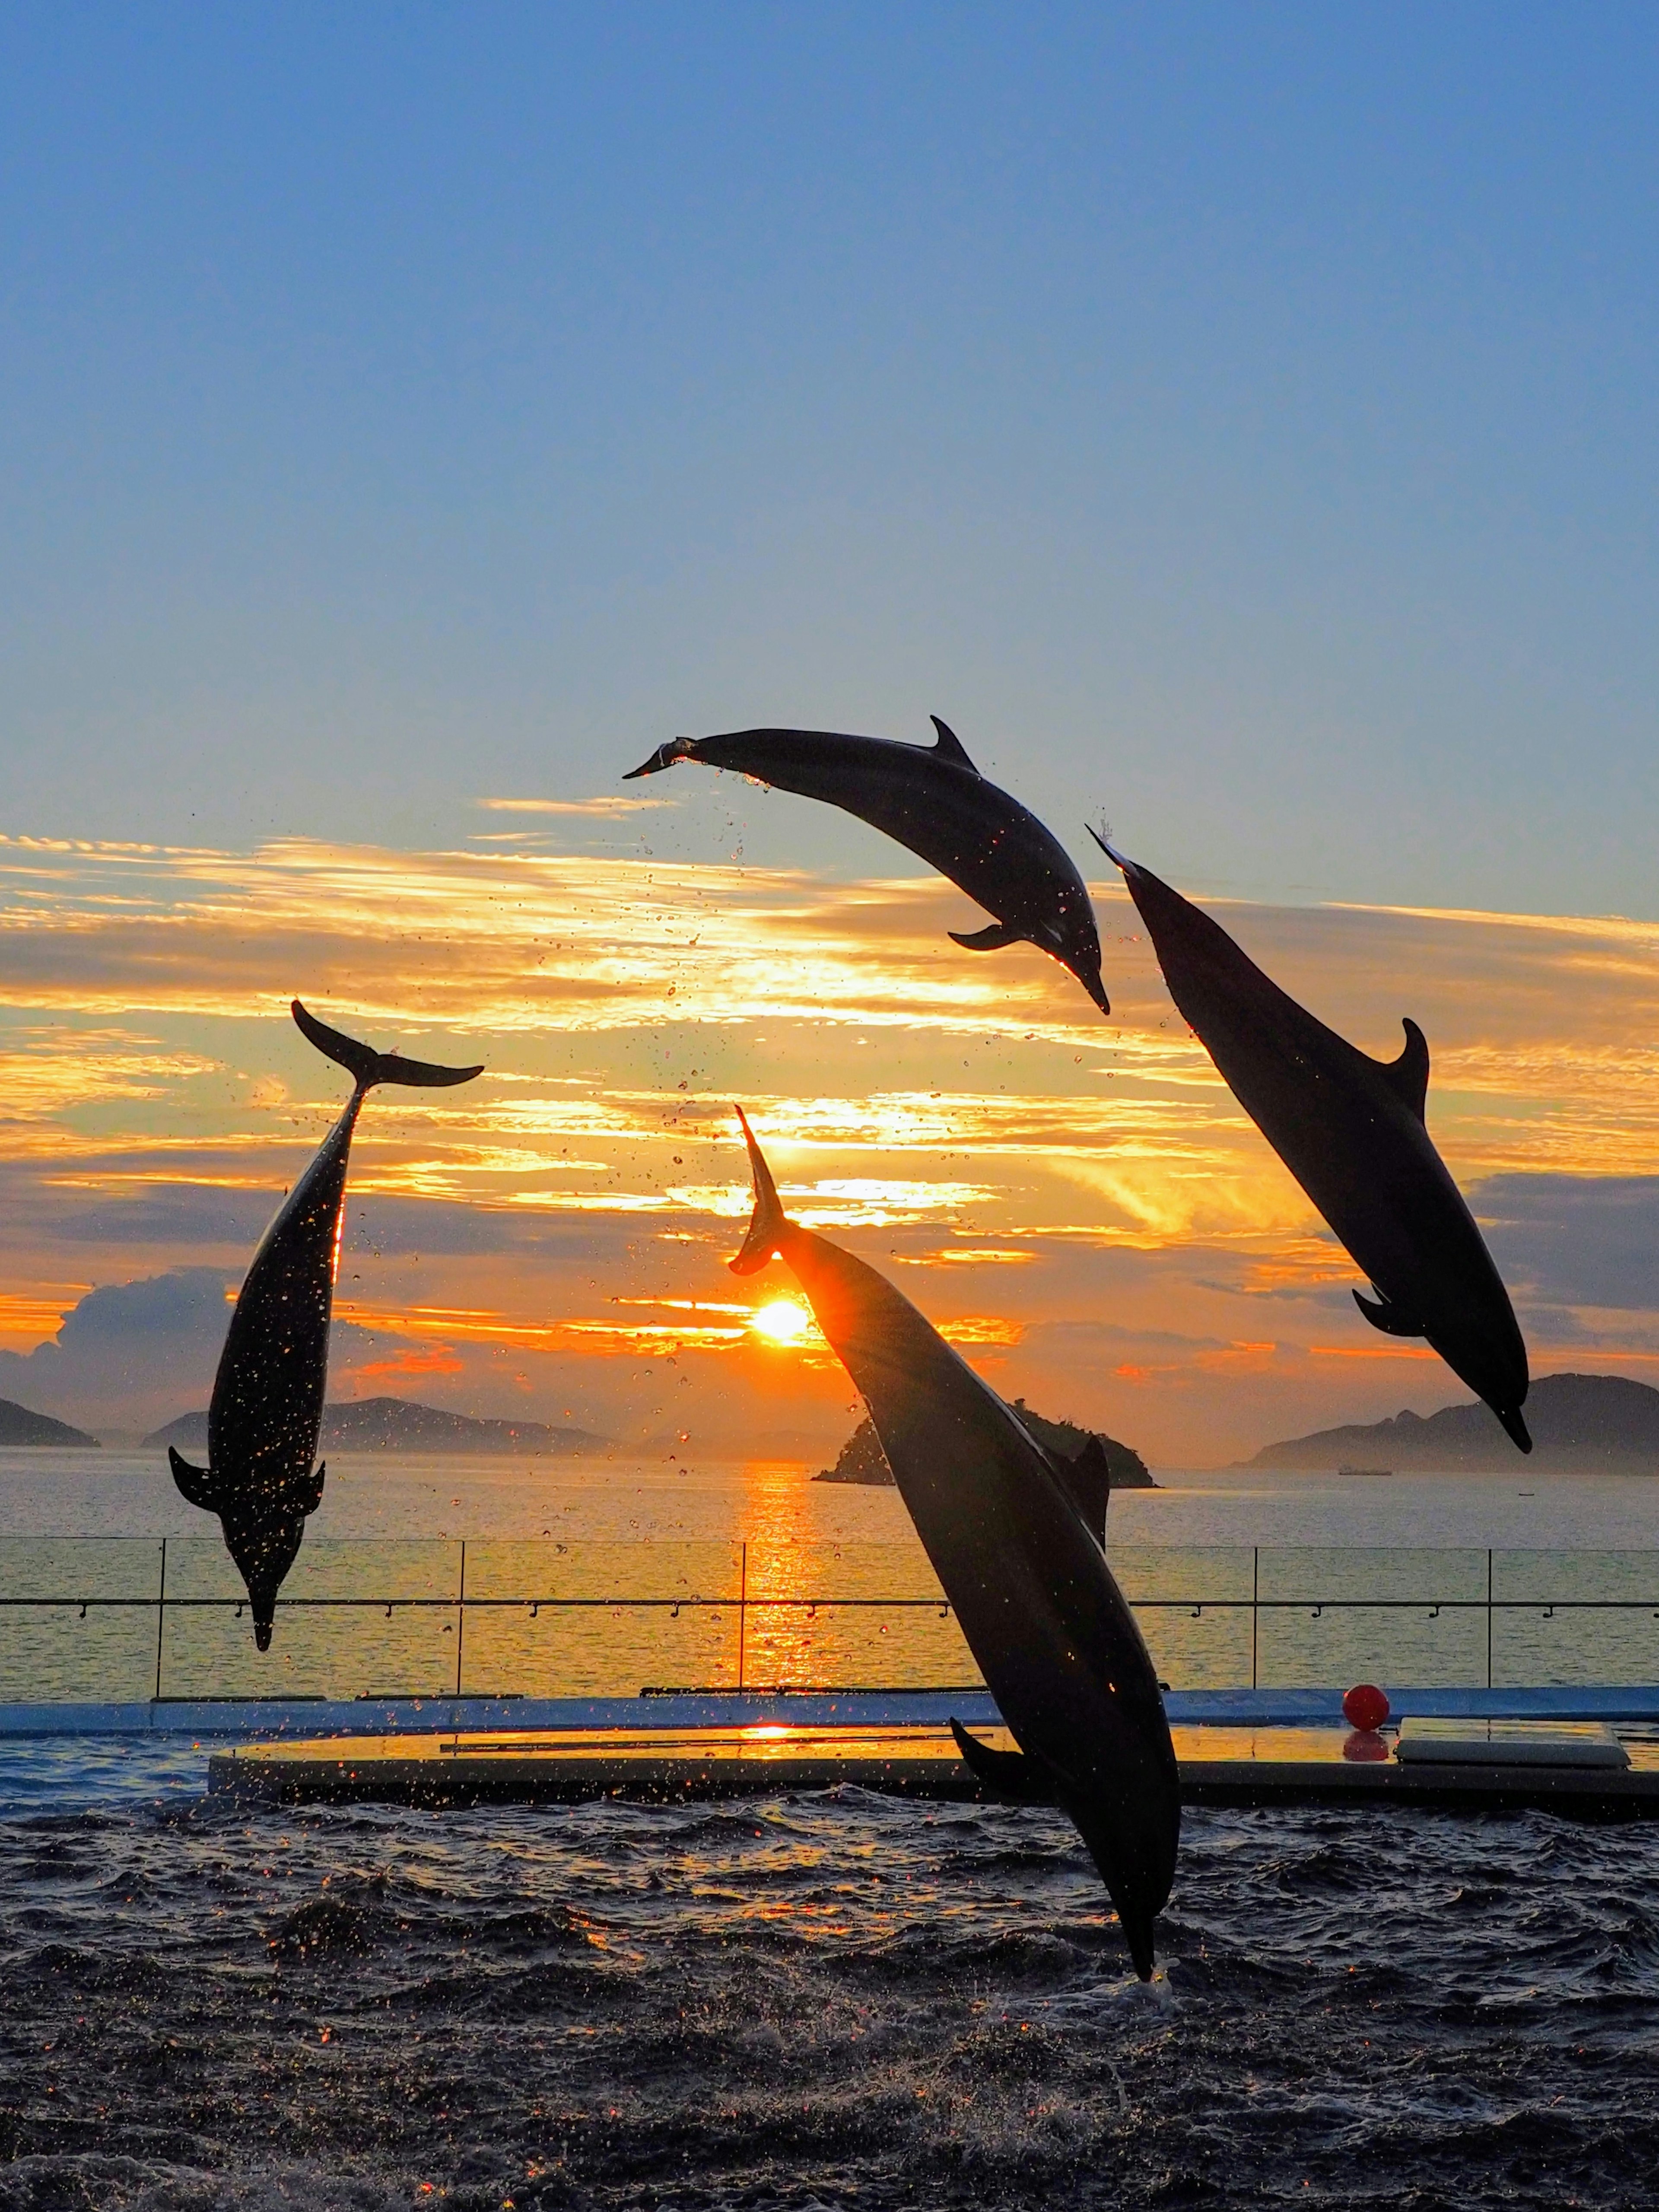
<box><xmin>728</xmin><ymin>1107</ymin><xmax>1179</xmax><ymax>1977</ymax></box>
<box><xmin>1092</xmin><ymin>835</ymin><xmax>1532</xmax><ymax>1452</ymax></box>
<box><xmin>168</xmin><ymin>1001</ymin><xmax>484</xmax><ymax>1647</ymax></box>
<box><xmin>624</xmin><ymin>721</ymin><xmax>1112</xmax><ymax>1015</ymax></box>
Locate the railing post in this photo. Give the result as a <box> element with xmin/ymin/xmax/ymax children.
<box><xmin>1251</xmin><ymin>1546</ymin><xmax>1259</xmax><ymax>1691</ymax></box>
<box><xmin>1486</xmin><ymin>1548</ymin><xmax>1493</xmax><ymax>1691</ymax></box>
<box><xmin>737</xmin><ymin>1542</ymin><xmax>747</xmax><ymax>1692</ymax></box>
<box><xmin>455</xmin><ymin>1540</ymin><xmax>466</xmax><ymax>1699</ymax></box>
<box><xmin>153</xmin><ymin>1538</ymin><xmax>167</xmax><ymax>1702</ymax></box>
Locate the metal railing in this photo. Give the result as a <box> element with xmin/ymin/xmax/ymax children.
<box><xmin>3</xmin><ymin>1539</ymin><xmax>1658</xmax><ymax>1703</ymax></box>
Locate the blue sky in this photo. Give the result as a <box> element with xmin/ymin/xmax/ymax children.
<box><xmin>2</xmin><ymin>5</ymin><xmax>1656</xmax><ymax>912</ymax></box>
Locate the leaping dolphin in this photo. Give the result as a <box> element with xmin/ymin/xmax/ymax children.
<box><xmin>168</xmin><ymin>1001</ymin><xmax>484</xmax><ymax>1647</ymax></box>
<box><xmin>728</xmin><ymin>1108</ymin><xmax>1179</xmax><ymax>1977</ymax></box>
<box><xmin>1092</xmin><ymin>835</ymin><xmax>1532</xmax><ymax>1452</ymax></box>
<box><xmin>624</xmin><ymin>721</ymin><xmax>1112</xmax><ymax>1015</ymax></box>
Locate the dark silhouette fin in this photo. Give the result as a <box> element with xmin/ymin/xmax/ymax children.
<box><xmin>948</xmin><ymin>921</ymin><xmax>1022</xmax><ymax>951</ymax></box>
<box><xmin>949</xmin><ymin>1718</ymin><xmax>1054</xmax><ymax>1802</ymax></box>
<box><xmin>1086</xmin><ymin>823</ymin><xmax>1137</xmax><ymax>876</ymax></box>
<box><xmin>729</xmin><ymin>1107</ymin><xmax>791</xmax><ymax>1276</ymax></box>
<box><xmin>1379</xmin><ymin>1018</ymin><xmax>1430</xmax><ymax>1122</ymax></box>
<box><xmin>623</xmin><ymin>737</ymin><xmax>692</xmax><ymax>780</ymax></box>
<box><xmin>1046</xmin><ymin>1433</ymin><xmax>1113</xmax><ymax>1545</ymax></box>
<box><xmin>303</xmin><ymin>1461</ymin><xmax>327</xmax><ymax>1516</ymax></box>
<box><xmin>168</xmin><ymin>1446</ymin><xmax>222</xmax><ymax>1514</ymax></box>
<box><xmin>1353</xmin><ymin>1287</ymin><xmax>1426</xmax><ymax>1338</ymax></box>
<box><xmin>929</xmin><ymin>717</ymin><xmax>980</xmax><ymax>775</ymax></box>
<box><xmin>1497</xmin><ymin>1405</ymin><xmax>1533</xmax><ymax>1454</ymax></box>
<box><xmin>291</xmin><ymin>1001</ymin><xmax>484</xmax><ymax>1092</ymax></box>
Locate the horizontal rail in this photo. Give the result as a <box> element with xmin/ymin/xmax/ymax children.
<box><xmin>4</xmin><ymin>1595</ymin><xmax>1659</xmax><ymax>1612</ymax></box>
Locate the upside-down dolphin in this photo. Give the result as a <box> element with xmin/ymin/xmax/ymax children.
<box><xmin>168</xmin><ymin>1001</ymin><xmax>484</xmax><ymax>1647</ymax></box>
<box><xmin>728</xmin><ymin>1108</ymin><xmax>1179</xmax><ymax>1976</ymax></box>
<box><xmin>1092</xmin><ymin>835</ymin><xmax>1531</xmax><ymax>1452</ymax></box>
<box><xmin>624</xmin><ymin>721</ymin><xmax>1112</xmax><ymax>1015</ymax></box>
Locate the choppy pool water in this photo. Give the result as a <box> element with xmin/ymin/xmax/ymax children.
<box><xmin>2</xmin><ymin>1742</ymin><xmax>1657</xmax><ymax>2209</ymax></box>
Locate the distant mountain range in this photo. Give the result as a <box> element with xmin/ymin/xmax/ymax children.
<box><xmin>0</xmin><ymin>1396</ymin><xmax>99</xmax><ymax>1448</ymax></box>
<box><xmin>1243</xmin><ymin>1373</ymin><xmax>1659</xmax><ymax>1474</ymax></box>
<box><xmin>817</xmin><ymin>1398</ymin><xmax>1154</xmax><ymax>1487</ymax></box>
<box><xmin>142</xmin><ymin>1395</ymin><xmax>610</xmax><ymax>1457</ymax></box>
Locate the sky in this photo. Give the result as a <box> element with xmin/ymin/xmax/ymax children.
<box><xmin>2</xmin><ymin>8</ymin><xmax>1657</xmax><ymax>1465</ymax></box>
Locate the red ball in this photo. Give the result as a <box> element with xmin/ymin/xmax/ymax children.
<box><xmin>1343</xmin><ymin>1682</ymin><xmax>1390</xmax><ymax>1730</ymax></box>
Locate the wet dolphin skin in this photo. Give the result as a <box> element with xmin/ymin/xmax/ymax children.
<box><xmin>168</xmin><ymin>1001</ymin><xmax>484</xmax><ymax>1646</ymax></box>
<box><xmin>1097</xmin><ymin>836</ymin><xmax>1531</xmax><ymax>1452</ymax></box>
<box><xmin>728</xmin><ymin>1107</ymin><xmax>1179</xmax><ymax>1977</ymax></box>
<box><xmin>625</xmin><ymin>720</ymin><xmax>1112</xmax><ymax>1015</ymax></box>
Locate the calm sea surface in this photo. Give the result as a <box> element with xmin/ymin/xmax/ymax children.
<box><xmin>3</xmin><ymin>1453</ymin><xmax>1659</xmax><ymax>2207</ymax></box>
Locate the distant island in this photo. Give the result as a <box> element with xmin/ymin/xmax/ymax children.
<box><xmin>143</xmin><ymin>1394</ymin><xmax>610</xmax><ymax>1457</ymax></box>
<box><xmin>0</xmin><ymin>1396</ymin><xmax>99</xmax><ymax>1448</ymax></box>
<box><xmin>1243</xmin><ymin>1372</ymin><xmax>1659</xmax><ymax>1475</ymax></box>
<box><xmin>817</xmin><ymin>1398</ymin><xmax>1154</xmax><ymax>1487</ymax></box>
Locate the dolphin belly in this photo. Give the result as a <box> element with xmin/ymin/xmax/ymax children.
<box><xmin>727</xmin><ymin>1109</ymin><xmax>1178</xmax><ymax>1976</ymax></box>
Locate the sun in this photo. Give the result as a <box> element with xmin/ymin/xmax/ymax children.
<box><xmin>749</xmin><ymin>1297</ymin><xmax>811</xmax><ymax>1345</ymax></box>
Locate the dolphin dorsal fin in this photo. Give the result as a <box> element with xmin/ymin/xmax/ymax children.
<box><xmin>1047</xmin><ymin>1433</ymin><xmax>1113</xmax><ymax>1545</ymax></box>
<box><xmin>1380</xmin><ymin>1018</ymin><xmax>1430</xmax><ymax>1121</ymax></box>
<box><xmin>929</xmin><ymin>717</ymin><xmax>980</xmax><ymax>775</ymax></box>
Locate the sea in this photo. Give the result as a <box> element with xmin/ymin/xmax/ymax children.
<box><xmin>3</xmin><ymin>1450</ymin><xmax>1659</xmax><ymax>2208</ymax></box>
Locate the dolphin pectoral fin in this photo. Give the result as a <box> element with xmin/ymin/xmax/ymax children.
<box><xmin>928</xmin><ymin>716</ymin><xmax>980</xmax><ymax>775</ymax></box>
<box><xmin>949</xmin><ymin>1719</ymin><xmax>1055</xmax><ymax>1803</ymax></box>
<box><xmin>623</xmin><ymin>737</ymin><xmax>693</xmax><ymax>780</ymax></box>
<box><xmin>303</xmin><ymin>1460</ymin><xmax>327</xmax><ymax>1516</ymax></box>
<box><xmin>168</xmin><ymin>1446</ymin><xmax>222</xmax><ymax>1515</ymax></box>
<box><xmin>948</xmin><ymin>921</ymin><xmax>1022</xmax><ymax>952</ymax></box>
<box><xmin>1353</xmin><ymin>1287</ymin><xmax>1426</xmax><ymax>1338</ymax></box>
<box><xmin>1047</xmin><ymin>1434</ymin><xmax>1113</xmax><ymax>1545</ymax></box>
<box><xmin>292</xmin><ymin>1001</ymin><xmax>484</xmax><ymax>1091</ymax></box>
<box><xmin>1379</xmin><ymin>1017</ymin><xmax>1431</xmax><ymax>1122</ymax></box>
<box><xmin>728</xmin><ymin>1107</ymin><xmax>792</xmax><ymax>1276</ymax></box>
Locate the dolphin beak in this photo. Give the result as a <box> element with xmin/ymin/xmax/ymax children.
<box><xmin>1497</xmin><ymin>1405</ymin><xmax>1533</xmax><ymax>1454</ymax></box>
<box><xmin>1120</xmin><ymin>1905</ymin><xmax>1158</xmax><ymax>1982</ymax></box>
<box><xmin>1078</xmin><ymin>965</ymin><xmax>1112</xmax><ymax>1018</ymax></box>
<box><xmin>622</xmin><ymin>738</ymin><xmax>689</xmax><ymax>780</ymax></box>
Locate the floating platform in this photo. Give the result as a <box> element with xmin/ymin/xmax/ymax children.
<box><xmin>208</xmin><ymin>1718</ymin><xmax>1659</xmax><ymax>1815</ymax></box>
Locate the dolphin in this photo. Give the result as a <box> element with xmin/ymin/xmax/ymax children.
<box><xmin>728</xmin><ymin>1108</ymin><xmax>1179</xmax><ymax>1977</ymax></box>
<box><xmin>168</xmin><ymin>1001</ymin><xmax>484</xmax><ymax>1647</ymax></box>
<box><xmin>624</xmin><ymin>720</ymin><xmax>1112</xmax><ymax>1015</ymax></box>
<box><xmin>1092</xmin><ymin>834</ymin><xmax>1532</xmax><ymax>1452</ymax></box>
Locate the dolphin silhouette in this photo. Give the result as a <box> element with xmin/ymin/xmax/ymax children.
<box><xmin>168</xmin><ymin>1001</ymin><xmax>484</xmax><ymax>1647</ymax></box>
<box><xmin>624</xmin><ymin>721</ymin><xmax>1112</xmax><ymax>1015</ymax></box>
<box><xmin>728</xmin><ymin>1107</ymin><xmax>1179</xmax><ymax>1977</ymax></box>
<box><xmin>1092</xmin><ymin>835</ymin><xmax>1532</xmax><ymax>1452</ymax></box>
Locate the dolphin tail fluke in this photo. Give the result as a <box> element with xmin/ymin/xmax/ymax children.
<box><xmin>623</xmin><ymin>737</ymin><xmax>694</xmax><ymax>780</ymax></box>
<box><xmin>949</xmin><ymin>921</ymin><xmax>1022</xmax><ymax>951</ymax></box>
<box><xmin>168</xmin><ymin>1446</ymin><xmax>222</xmax><ymax>1514</ymax></box>
<box><xmin>729</xmin><ymin>1106</ymin><xmax>791</xmax><ymax>1276</ymax></box>
<box><xmin>291</xmin><ymin>1001</ymin><xmax>484</xmax><ymax>1092</ymax></box>
<box><xmin>949</xmin><ymin>1719</ymin><xmax>1052</xmax><ymax>1802</ymax></box>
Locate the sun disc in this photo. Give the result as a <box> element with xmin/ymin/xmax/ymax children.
<box><xmin>750</xmin><ymin>1298</ymin><xmax>810</xmax><ymax>1344</ymax></box>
